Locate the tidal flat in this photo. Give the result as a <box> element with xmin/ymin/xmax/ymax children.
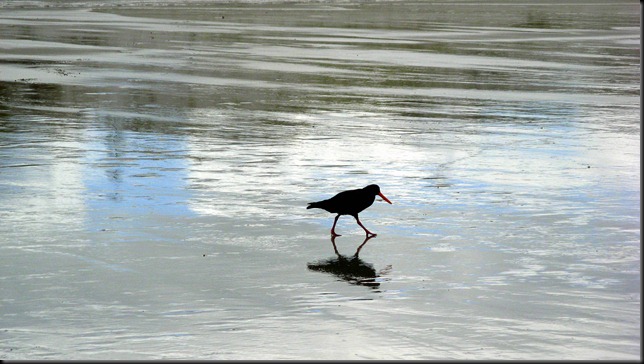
<box><xmin>0</xmin><ymin>0</ymin><xmax>640</xmax><ymax>359</ymax></box>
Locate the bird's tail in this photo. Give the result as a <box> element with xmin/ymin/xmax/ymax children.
<box><xmin>307</xmin><ymin>201</ymin><xmax>321</xmax><ymax>209</ymax></box>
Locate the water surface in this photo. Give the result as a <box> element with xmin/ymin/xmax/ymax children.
<box><xmin>0</xmin><ymin>0</ymin><xmax>640</xmax><ymax>359</ymax></box>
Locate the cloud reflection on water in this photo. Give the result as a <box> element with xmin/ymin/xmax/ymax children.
<box><xmin>0</xmin><ymin>1</ymin><xmax>639</xmax><ymax>359</ymax></box>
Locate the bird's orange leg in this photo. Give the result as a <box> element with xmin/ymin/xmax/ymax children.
<box><xmin>355</xmin><ymin>215</ymin><xmax>377</xmax><ymax>237</ymax></box>
<box><xmin>331</xmin><ymin>214</ymin><xmax>342</xmax><ymax>237</ymax></box>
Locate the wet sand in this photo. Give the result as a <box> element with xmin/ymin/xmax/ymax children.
<box><xmin>0</xmin><ymin>0</ymin><xmax>640</xmax><ymax>360</ymax></box>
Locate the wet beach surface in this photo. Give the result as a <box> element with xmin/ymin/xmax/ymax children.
<box><xmin>0</xmin><ymin>0</ymin><xmax>640</xmax><ymax>359</ymax></box>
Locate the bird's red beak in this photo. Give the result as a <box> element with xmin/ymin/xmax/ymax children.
<box><xmin>378</xmin><ymin>192</ymin><xmax>392</xmax><ymax>204</ymax></box>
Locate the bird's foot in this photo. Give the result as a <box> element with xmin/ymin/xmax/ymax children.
<box><xmin>366</xmin><ymin>232</ymin><xmax>377</xmax><ymax>238</ymax></box>
<box><xmin>331</xmin><ymin>232</ymin><xmax>342</xmax><ymax>237</ymax></box>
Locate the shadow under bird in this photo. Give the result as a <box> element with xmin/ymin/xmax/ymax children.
<box><xmin>306</xmin><ymin>184</ymin><xmax>392</xmax><ymax>237</ymax></box>
<box><xmin>307</xmin><ymin>236</ymin><xmax>380</xmax><ymax>289</ymax></box>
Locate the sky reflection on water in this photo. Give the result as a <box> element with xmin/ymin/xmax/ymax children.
<box><xmin>0</xmin><ymin>0</ymin><xmax>640</xmax><ymax>360</ymax></box>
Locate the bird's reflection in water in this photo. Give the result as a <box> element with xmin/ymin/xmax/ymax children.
<box><xmin>307</xmin><ymin>235</ymin><xmax>389</xmax><ymax>290</ymax></box>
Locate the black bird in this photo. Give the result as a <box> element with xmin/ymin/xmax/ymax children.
<box><xmin>307</xmin><ymin>184</ymin><xmax>392</xmax><ymax>237</ymax></box>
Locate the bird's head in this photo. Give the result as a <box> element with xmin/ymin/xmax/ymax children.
<box><xmin>365</xmin><ymin>184</ymin><xmax>392</xmax><ymax>204</ymax></box>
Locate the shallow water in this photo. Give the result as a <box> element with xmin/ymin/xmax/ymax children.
<box><xmin>0</xmin><ymin>0</ymin><xmax>640</xmax><ymax>360</ymax></box>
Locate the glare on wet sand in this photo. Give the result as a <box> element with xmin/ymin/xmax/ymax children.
<box><xmin>0</xmin><ymin>0</ymin><xmax>640</xmax><ymax>360</ymax></box>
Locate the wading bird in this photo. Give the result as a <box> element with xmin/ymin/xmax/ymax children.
<box><xmin>307</xmin><ymin>184</ymin><xmax>392</xmax><ymax>237</ymax></box>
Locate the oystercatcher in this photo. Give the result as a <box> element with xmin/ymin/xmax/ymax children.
<box><xmin>307</xmin><ymin>184</ymin><xmax>392</xmax><ymax>237</ymax></box>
